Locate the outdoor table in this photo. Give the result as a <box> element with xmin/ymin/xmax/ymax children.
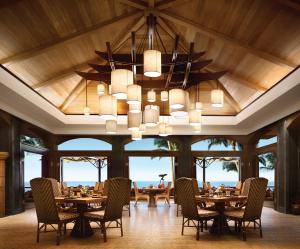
<box><xmin>195</xmin><ymin>195</ymin><xmax>247</xmax><ymax>234</ymax></box>
<box><xmin>143</xmin><ymin>187</ymin><xmax>166</xmax><ymax>207</ymax></box>
<box><xmin>55</xmin><ymin>196</ymin><xmax>106</xmax><ymax>238</ymax></box>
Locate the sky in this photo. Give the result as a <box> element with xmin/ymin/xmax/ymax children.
<box><xmin>24</xmin><ymin>137</ymin><xmax>275</xmax><ymax>185</ymax></box>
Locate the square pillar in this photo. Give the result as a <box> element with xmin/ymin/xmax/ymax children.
<box><xmin>0</xmin><ymin>152</ymin><xmax>9</xmax><ymax>217</ymax></box>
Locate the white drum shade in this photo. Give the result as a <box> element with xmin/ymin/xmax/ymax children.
<box><xmin>131</xmin><ymin>130</ymin><xmax>142</xmax><ymax>140</ymax></box>
<box><xmin>166</xmin><ymin>125</ymin><xmax>173</xmax><ymax>135</ymax></box>
<box><xmin>111</xmin><ymin>69</ymin><xmax>133</xmax><ymax>99</ymax></box>
<box><xmin>169</xmin><ymin>89</ymin><xmax>186</xmax><ymax>109</ymax></box>
<box><xmin>144</xmin><ymin>105</ymin><xmax>159</xmax><ymax>126</ymax></box>
<box><xmin>105</xmin><ymin>120</ymin><xmax>117</xmax><ymax>134</ymax></box>
<box><xmin>129</xmin><ymin>103</ymin><xmax>141</xmax><ymax>113</ymax></box>
<box><xmin>211</xmin><ymin>89</ymin><xmax>224</xmax><ymax>107</ymax></box>
<box><xmin>158</xmin><ymin>122</ymin><xmax>168</xmax><ymax>137</ymax></box>
<box><xmin>99</xmin><ymin>95</ymin><xmax>117</xmax><ymax>120</ymax></box>
<box><xmin>83</xmin><ymin>106</ymin><xmax>90</xmax><ymax>116</ymax></box>
<box><xmin>127</xmin><ymin>84</ymin><xmax>141</xmax><ymax>104</ymax></box>
<box><xmin>170</xmin><ymin>91</ymin><xmax>189</xmax><ymax>117</ymax></box>
<box><xmin>147</xmin><ymin>89</ymin><xmax>156</xmax><ymax>102</ymax></box>
<box><xmin>139</xmin><ymin>123</ymin><xmax>146</xmax><ymax>133</ymax></box>
<box><xmin>97</xmin><ymin>83</ymin><xmax>105</xmax><ymax>95</ymax></box>
<box><xmin>128</xmin><ymin>112</ymin><xmax>142</xmax><ymax>131</ymax></box>
<box><xmin>195</xmin><ymin>101</ymin><xmax>203</xmax><ymax>111</ymax></box>
<box><xmin>189</xmin><ymin>109</ymin><xmax>202</xmax><ymax>126</ymax></box>
<box><xmin>194</xmin><ymin>125</ymin><xmax>202</xmax><ymax>133</ymax></box>
<box><xmin>161</xmin><ymin>91</ymin><xmax>168</xmax><ymax>101</ymax></box>
<box><xmin>144</xmin><ymin>50</ymin><xmax>161</xmax><ymax>77</ymax></box>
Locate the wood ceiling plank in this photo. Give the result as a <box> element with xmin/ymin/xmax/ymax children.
<box><xmin>158</xmin><ymin>10</ymin><xmax>297</xmax><ymax>69</ymax></box>
<box><xmin>117</xmin><ymin>0</ymin><xmax>147</xmax><ymax>10</ymax></box>
<box><xmin>156</xmin><ymin>0</ymin><xmax>190</xmax><ymax>10</ymax></box>
<box><xmin>0</xmin><ymin>11</ymin><xmax>141</xmax><ymax>65</ymax></box>
<box><xmin>165</xmin><ymin>35</ymin><xmax>179</xmax><ymax>88</ymax></box>
<box><xmin>275</xmin><ymin>0</ymin><xmax>300</xmax><ymax>12</ymax></box>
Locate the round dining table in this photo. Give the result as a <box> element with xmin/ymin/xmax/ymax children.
<box><xmin>55</xmin><ymin>196</ymin><xmax>106</xmax><ymax>238</ymax></box>
<box><xmin>195</xmin><ymin>195</ymin><xmax>247</xmax><ymax>234</ymax></box>
<box><xmin>143</xmin><ymin>187</ymin><xmax>166</xmax><ymax>207</ymax></box>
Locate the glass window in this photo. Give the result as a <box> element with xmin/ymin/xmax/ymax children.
<box><xmin>58</xmin><ymin>138</ymin><xmax>112</xmax><ymax>151</ymax></box>
<box><xmin>21</xmin><ymin>135</ymin><xmax>45</xmax><ymax>148</ymax></box>
<box><xmin>192</xmin><ymin>138</ymin><xmax>242</xmax><ymax>151</ymax></box>
<box><xmin>24</xmin><ymin>152</ymin><xmax>42</xmax><ymax>192</ymax></box>
<box><xmin>257</xmin><ymin>136</ymin><xmax>277</xmax><ymax>148</ymax></box>
<box><xmin>125</xmin><ymin>138</ymin><xmax>178</xmax><ymax>151</ymax></box>
<box><xmin>258</xmin><ymin>152</ymin><xmax>275</xmax><ymax>190</ymax></box>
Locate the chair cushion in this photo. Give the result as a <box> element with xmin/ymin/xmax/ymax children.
<box><xmin>84</xmin><ymin>210</ymin><xmax>105</xmax><ymax>219</ymax></box>
<box><xmin>58</xmin><ymin>212</ymin><xmax>79</xmax><ymax>221</ymax></box>
<box><xmin>224</xmin><ymin>209</ymin><xmax>245</xmax><ymax>219</ymax></box>
<box><xmin>197</xmin><ymin>208</ymin><xmax>219</xmax><ymax>218</ymax></box>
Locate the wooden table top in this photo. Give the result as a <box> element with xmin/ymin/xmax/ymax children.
<box><xmin>55</xmin><ymin>196</ymin><xmax>106</xmax><ymax>204</ymax></box>
<box><xmin>195</xmin><ymin>195</ymin><xmax>247</xmax><ymax>203</ymax></box>
<box><xmin>143</xmin><ymin>187</ymin><xmax>166</xmax><ymax>193</ymax></box>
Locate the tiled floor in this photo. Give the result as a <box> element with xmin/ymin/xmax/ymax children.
<box><xmin>0</xmin><ymin>202</ymin><xmax>300</xmax><ymax>249</ymax></box>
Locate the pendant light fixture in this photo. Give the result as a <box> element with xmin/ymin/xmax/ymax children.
<box><xmin>147</xmin><ymin>89</ymin><xmax>156</xmax><ymax>102</ymax></box>
<box><xmin>166</xmin><ymin>125</ymin><xmax>173</xmax><ymax>135</ymax></box>
<box><xmin>129</xmin><ymin>103</ymin><xmax>141</xmax><ymax>113</ymax></box>
<box><xmin>158</xmin><ymin>102</ymin><xmax>169</xmax><ymax>137</ymax></box>
<box><xmin>105</xmin><ymin>120</ymin><xmax>117</xmax><ymax>134</ymax></box>
<box><xmin>131</xmin><ymin>130</ymin><xmax>142</xmax><ymax>140</ymax></box>
<box><xmin>194</xmin><ymin>125</ymin><xmax>202</xmax><ymax>133</ymax></box>
<box><xmin>128</xmin><ymin>112</ymin><xmax>142</xmax><ymax>131</ymax></box>
<box><xmin>170</xmin><ymin>91</ymin><xmax>189</xmax><ymax>117</ymax></box>
<box><xmin>143</xmin><ymin>14</ymin><xmax>161</xmax><ymax>78</ymax></box>
<box><xmin>195</xmin><ymin>84</ymin><xmax>203</xmax><ymax>112</ymax></box>
<box><xmin>127</xmin><ymin>84</ymin><xmax>141</xmax><ymax>104</ymax></box>
<box><xmin>169</xmin><ymin>89</ymin><xmax>186</xmax><ymax>109</ymax></box>
<box><xmin>189</xmin><ymin>109</ymin><xmax>202</xmax><ymax>126</ymax></box>
<box><xmin>83</xmin><ymin>79</ymin><xmax>90</xmax><ymax>116</ymax></box>
<box><xmin>111</xmin><ymin>69</ymin><xmax>133</xmax><ymax>99</ymax></box>
<box><xmin>97</xmin><ymin>82</ymin><xmax>106</xmax><ymax>95</ymax></box>
<box><xmin>144</xmin><ymin>105</ymin><xmax>159</xmax><ymax>127</ymax></box>
<box><xmin>99</xmin><ymin>94</ymin><xmax>117</xmax><ymax>120</ymax></box>
<box><xmin>161</xmin><ymin>90</ymin><xmax>168</xmax><ymax>101</ymax></box>
<box><xmin>139</xmin><ymin>123</ymin><xmax>146</xmax><ymax>133</ymax></box>
<box><xmin>211</xmin><ymin>82</ymin><xmax>224</xmax><ymax>107</ymax></box>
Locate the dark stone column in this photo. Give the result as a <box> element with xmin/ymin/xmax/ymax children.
<box><xmin>110</xmin><ymin>136</ymin><xmax>126</xmax><ymax>178</ymax></box>
<box><xmin>176</xmin><ymin>136</ymin><xmax>192</xmax><ymax>178</ymax></box>
<box><xmin>240</xmin><ymin>142</ymin><xmax>257</xmax><ymax>181</ymax></box>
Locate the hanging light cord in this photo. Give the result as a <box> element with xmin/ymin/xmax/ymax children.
<box><xmin>85</xmin><ymin>79</ymin><xmax>88</xmax><ymax>107</ymax></box>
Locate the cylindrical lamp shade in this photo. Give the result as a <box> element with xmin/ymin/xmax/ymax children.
<box><xmin>161</xmin><ymin>91</ymin><xmax>168</xmax><ymax>101</ymax></box>
<box><xmin>111</xmin><ymin>69</ymin><xmax>133</xmax><ymax>99</ymax></box>
<box><xmin>194</xmin><ymin>125</ymin><xmax>202</xmax><ymax>133</ymax></box>
<box><xmin>129</xmin><ymin>103</ymin><xmax>141</xmax><ymax>113</ymax></box>
<box><xmin>144</xmin><ymin>50</ymin><xmax>161</xmax><ymax>77</ymax></box>
<box><xmin>170</xmin><ymin>91</ymin><xmax>189</xmax><ymax>117</ymax></box>
<box><xmin>83</xmin><ymin>106</ymin><xmax>90</xmax><ymax>116</ymax></box>
<box><xmin>211</xmin><ymin>89</ymin><xmax>224</xmax><ymax>107</ymax></box>
<box><xmin>158</xmin><ymin>122</ymin><xmax>168</xmax><ymax>137</ymax></box>
<box><xmin>144</xmin><ymin>105</ymin><xmax>159</xmax><ymax>126</ymax></box>
<box><xmin>99</xmin><ymin>95</ymin><xmax>117</xmax><ymax>120</ymax></box>
<box><xmin>128</xmin><ymin>112</ymin><xmax>142</xmax><ymax>131</ymax></box>
<box><xmin>106</xmin><ymin>120</ymin><xmax>117</xmax><ymax>134</ymax></box>
<box><xmin>97</xmin><ymin>83</ymin><xmax>106</xmax><ymax>95</ymax></box>
<box><xmin>131</xmin><ymin>130</ymin><xmax>142</xmax><ymax>140</ymax></box>
<box><xmin>189</xmin><ymin>109</ymin><xmax>202</xmax><ymax>126</ymax></box>
<box><xmin>166</xmin><ymin>125</ymin><xmax>173</xmax><ymax>135</ymax></box>
<box><xmin>195</xmin><ymin>102</ymin><xmax>203</xmax><ymax>112</ymax></box>
<box><xmin>147</xmin><ymin>89</ymin><xmax>156</xmax><ymax>102</ymax></box>
<box><xmin>169</xmin><ymin>89</ymin><xmax>186</xmax><ymax>109</ymax></box>
<box><xmin>139</xmin><ymin>123</ymin><xmax>146</xmax><ymax>133</ymax></box>
<box><xmin>127</xmin><ymin>84</ymin><xmax>141</xmax><ymax>104</ymax></box>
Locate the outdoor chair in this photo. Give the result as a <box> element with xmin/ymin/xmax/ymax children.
<box><xmin>84</xmin><ymin>177</ymin><xmax>128</xmax><ymax>242</ymax></box>
<box><xmin>224</xmin><ymin>177</ymin><xmax>268</xmax><ymax>241</ymax></box>
<box><xmin>30</xmin><ymin>178</ymin><xmax>79</xmax><ymax>245</ymax></box>
<box><xmin>155</xmin><ymin>181</ymin><xmax>172</xmax><ymax>207</ymax></box>
<box><xmin>133</xmin><ymin>182</ymin><xmax>150</xmax><ymax>206</ymax></box>
<box><xmin>176</xmin><ymin>177</ymin><xmax>220</xmax><ymax>240</ymax></box>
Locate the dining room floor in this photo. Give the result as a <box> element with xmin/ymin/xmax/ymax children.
<box><xmin>0</xmin><ymin>201</ymin><xmax>300</xmax><ymax>249</ymax></box>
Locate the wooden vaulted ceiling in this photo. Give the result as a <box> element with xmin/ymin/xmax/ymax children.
<box><xmin>0</xmin><ymin>0</ymin><xmax>300</xmax><ymax>116</ymax></box>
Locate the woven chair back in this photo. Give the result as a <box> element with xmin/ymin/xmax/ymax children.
<box><xmin>104</xmin><ymin>177</ymin><xmax>129</xmax><ymax>221</ymax></box>
<box><xmin>30</xmin><ymin>178</ymin><xmax>59</xmax><ymax>223</ymax></box>
<box><xmin>244</xmin><ymin>177</ymin><xmax>268</xmax><ymax>219</ymax></box>
<box><xmin>175</xmin><ymin>177</ymin><xmax>199</xmax><ymax>220</ymax></box>
<box><xmin>192</xmin><ymin>178</ymin><xmax>200</xmax><ymax>195</ymax></box>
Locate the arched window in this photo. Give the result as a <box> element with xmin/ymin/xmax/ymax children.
<box><xmin>125</xmin><ymin>138</ymin><xmax>178</xmax><ymax>151</ymax></box>
<box><xmin>58</xmin><ymin>138</ymin><xmax>112</xmax><ymax>151</ymax></box>
<box><xmin>256</xmin><ymin>136</ymin><xmax>277</xmax><ymax>148</ymax></box>
<box><xmin>191</xmin><ymin>138</ymin><xmax>242</xmax><ymax>151</ymax></box>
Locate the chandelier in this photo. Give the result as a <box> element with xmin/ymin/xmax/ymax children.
<box><xmin>76</xmin><ymin>13</ymin><xmax>227</xmax><ymax>139</ymax></box>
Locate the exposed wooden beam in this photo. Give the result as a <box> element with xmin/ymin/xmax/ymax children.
<box><xmin>106</xmin><ymin>42</ymin><xmax>116</xmax><ymax>71</ymax></box>
<box><xmin>0</xmin><ymin>0</ymin><xmax>23</xmax><ymax>8</ymax></box>
<box><xmin>165</xmin><ymin>35</ymin><xmax>179</xmax><ymax>88</ymax></box>
<box><xmin>206</xmin><ymin>64</ymin><xmax>267</xmax><ymax>92</ymax></box>
<box><xmin>156</xmin><ymin>0</ymin><xmax>190</xmax><ymax>10</ymax></box>
<box><xmin>182</xmin><ymin>42</ymin><xmax>194</xmax><ymax>88</ymax></box>
<box><xmin>0</xmin><ymin>11</ymin><xmax>141</xmax><ymax>65</ymax></box>
<box><xmin>148</xmin><ymin>0</ymin><xmax>155</xmax><ymax>8</ymax></box>
<box><xmin>158</xmin><ymin>10</ymin><xmax>297</xmax><ymax>69</ymax></box>
<box><xmin>131</xmin><ymin>32</ymin><xmax>137</xmax><ymax>83</ymax></box>
<box><xmin>275</xmin><ymin>0</ymin><xmax>300</xmax><ymax>12</ymax></box>
<box><xmin>117</xmin><ymin>0</ymin><xmax>147</xmax><ymax>10</ymax></box>
<box><xmin>60</xmin><ymin>78</ymin><xmax>91</xmax><ymax>111</ymax></box>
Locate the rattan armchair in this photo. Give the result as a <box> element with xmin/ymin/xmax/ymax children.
<box><xmin>84</xmin><ymin>177</ymin><xmax>129</xmax><ymax>242</ymax></box>
<box><xmin>133</xmin><ymin>181</ymin><xmax>150</xmax><ymax>206</ymax></box>
<box><xmin>155</xmin><ymin>182</ymin><xmax>172</xmax><ymax>207</ymax></box>
<box><xmin>176</xmin><ymin>177</ymin><xmax>220</xmax><ymax>240</ymax></box>
<box><xmin>224</xmin><ymin>177</ymin><xmax>268</xmax><ymax>241</ymax></box>
<box><xmin>30</xmin><ymin>178</ymin><xmax>79</xmax><ymax>245</ymax></box>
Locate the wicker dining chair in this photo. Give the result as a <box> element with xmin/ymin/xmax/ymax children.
<box><xmin>133</xmin><ymin>181</ymin><xmax>150</xmax><ymax>206</ymax></box>
<box><xmin>84</xmin><ymin>177</ymin><xmax>129</xmax><ymax>242</ymax></box>
<box><xmin>30</xmin><ymin>178</ymin><xmax>79</xmax><ymax>245</ymax></box>
<box><xmin>176</xmin><ymin>177</ymin><xmax>220</xmax><ymax>240</ymax></box>
<box><xmin>122</xmin><ymin>178</ymin><xmax>132</xmax><ymax>216</ymax></box>
<box><xmin>224</xmin><ymin>177</ymin><xmax>268</xmax><ymax>241</ymax></box>
<box><xmin>155</xmin><ymin>182</ymin><xmax>172</xmax><ymax>207</ymax></box>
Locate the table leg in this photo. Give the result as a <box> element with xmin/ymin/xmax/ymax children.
<box><xmin>209</xmin><ymin>202</ymin><xmax>227</xmax><ymax>234</ymax></box>
<box><xmin>148</xmin><ymin>193</ymin><xmax>156</xmax><ymax>207</ymax></box>
<box><xmin>71</xmin><ymin>204</ymin><xmax>94</xmax><ymax>238</ymax></box>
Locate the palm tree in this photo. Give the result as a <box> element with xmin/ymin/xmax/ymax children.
<box><xmin>152</xmin><ymin>138</ymin><xmax>178</xmax><ymax>185</ymax></box>
<box><xmin>207</xmin><ymin>138</ymin><xmax>242</xmax><ymax>151</ymax></box>
<box><xmin>259</xmin><ymin>153</ymin><xmax>276</xmax><ymax>170</ymax></box>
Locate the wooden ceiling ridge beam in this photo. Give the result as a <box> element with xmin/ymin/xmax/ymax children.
<box><xmin>206</xmin><ymin>65</ymin><xmax>267</xmax><ymax>92</ymax></box>
<box><xmin>0</xmin><ymin>10</ymin><xmax>141</xmax><ymax>65</ymax></box>
<box><xmin>117</xmin><ymin>0</ymin><xmax>148</xmax><ymax>10</ymax></box>
<box><xmin>182</xmin><ymin>42</ymin><xmax>194</xmax><ymax>88</ymax></box>
<box><xmin>157</xmin><ymin>10</ymin><xmax>297</xmax><ymax>69</ymax></box>
<box><xmin>165</xmin><ymin>35</ymin><xmax>179</xmax><ymax>88</ymax></box>
<box><xmin>275</xmin><ymin>0</ymin><xmax>300</xmax><ymax>12</ymax></box>
<box><xmin>156</xmin><ymin>0</ymin><xmax>190</xmax><ymax>10</ymax></box>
